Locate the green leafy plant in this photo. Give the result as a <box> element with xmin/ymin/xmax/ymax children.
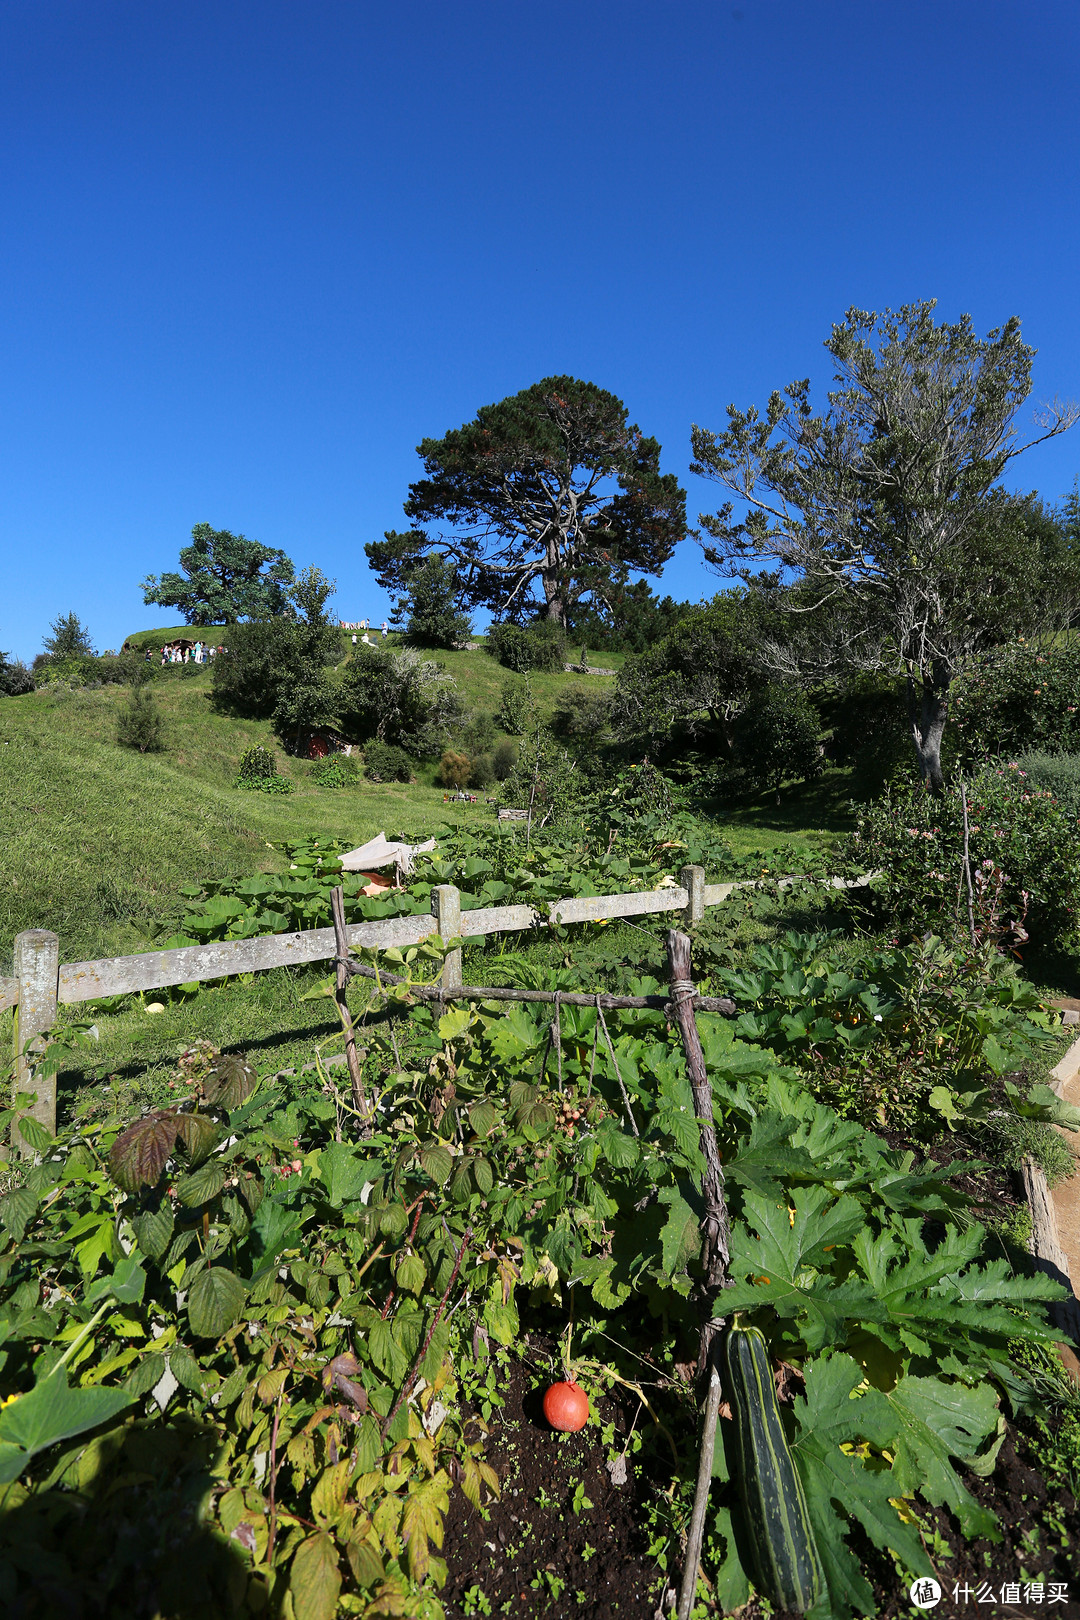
<box><xmin>308</xmin><ymin>753</ymin><xmax>361</xmax><ymax>788</ymax></box>
<box><xmin>116</xmin><ymin>685</ymin><xmax>166</xmax><ymax>753</ymax></box>
<box><xmin>841</xmin><ymin>762</ymin><xmax>1080</xmax><ymax>948</ymax></box>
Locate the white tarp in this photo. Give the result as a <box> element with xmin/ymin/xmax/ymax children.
<box><xmin>339</xmin><ymin>832</ymin><xmax>437</xmax><ymax>873</ymax></box>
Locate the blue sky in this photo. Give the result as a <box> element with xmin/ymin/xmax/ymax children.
<box><xmin>2</xmin><ymin>0</ymin><xmax>1079</xmax><ymax>660</ymax></box>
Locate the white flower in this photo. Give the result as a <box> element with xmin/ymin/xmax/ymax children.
<box><xmin>873</xmin><ymin>1014</ymin><xmax>882</xmax><ymax>1022</ymax></box>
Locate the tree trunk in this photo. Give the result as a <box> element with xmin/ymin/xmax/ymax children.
<box><xmin>906</xmin><ymin>664</ymin><xmax>950</xmax><ymax>793</ymax></box>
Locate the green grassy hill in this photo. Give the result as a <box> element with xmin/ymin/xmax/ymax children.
<box><xmin>0</xmin><ymin>643</ymin><xmax>624</xmax><ymax>967</ymax></box>
<box><xmin>1</xmin><ymin>638</ymin><xmax>851</xmax><ymax>973</ymax></box>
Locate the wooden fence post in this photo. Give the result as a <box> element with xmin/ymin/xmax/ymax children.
<box><xmin>680</xmin><ymin>864</ymin><xmax>705</xmax><ymax>930</ymax></box>
<box><xmin>432</xmin><ymin>885</ymin><xmax>462</xmax><ymax>994</ymax></box>
<box><xmin>13</xmin><ymin>930</ymin><xmax>60</xmax><ymax>1151</ymax></box>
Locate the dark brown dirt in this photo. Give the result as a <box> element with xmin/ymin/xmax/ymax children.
<box><xmin>443</xmin><ymin>1352</ymin><xmax>670</xmax><ymax>1619</ymax></box>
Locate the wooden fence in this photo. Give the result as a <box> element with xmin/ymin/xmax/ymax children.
<box><xmin>3</xmin><ymin>865</ymin><xmax>871</xmax><ymax>1146</ymax></box>
<box><xmin>1</xmin><ymin>866</ymin><xmax>767</xmax><ymax>1139</ymax></box>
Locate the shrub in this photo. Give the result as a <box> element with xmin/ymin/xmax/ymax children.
<box><xmin>236</xmin><ymin>744</ymin><xmax>279</xmax><ymax>781</ymax></box>
<box><xmin>437</xmin><ymin>749</ymin><xmax>472</xmax><ymax>788</ymax></box>
<box><xmin>460</xmin><ymin>709</ymin><xmax>498</xmax><ymax>755</ymax></box>
<box><xmin>398</xmin><ymin>554</ymin><xmax>473</xmax><ymax>648</ymax></box>
<box><xmin>363</xmin><ymin>740</ymin><xmax>413</xmax><ymax>782</ymax></box>
<box><xmin>469</xmin><ymin>752</ymin><xmax>496</xmax><ymax>789</ymax></box>
<box><xmin>949</xmin><ymin>643</ymin><xmax>1080</xmax><ymax>767</ymax></box>
<box><xmin>733</xmin><ymin>684</ymin><xmax>822</xmax><ymax>799</ymax></box>
<box><xmin>272</xmin><ymin>672</ymin><xmax>337</xmax><ymax>753</ymax></box>
<box><xmin>497</xmin><ymin>676</ymin><xmax>533</xmax><ymax>735</ymax></box>
<box><xmin>1014</xmin><ymin>751</ymin><xmax>1080</xmax><ymax>817</ymax></box>
<box><xmin>309</xmin><ymin>754</ymin><xmax>361</xmax><ymax>788</ymax></box>
<box><xmin>338</xmin><ymin>645</ymin><xmax>462</xmax><ymax>755</ymax></box>
<box><xmin>551</xmin><ymin>685</ymin><xmax>614</xmax><ymax>741</ymax></box>
<box><xmin>487</xmin><ymin>620</ymin><xmax>566</xmax><ymax>673</ymax></box>
<box><xmin>492</xmin><ymin>739</ymin><xmax>517</xmax><ymax>780</ymax></box>
<box><xmin>0</xmin><ymin>652</ymin><xmax>34</xmax><ymax>696</ymax></box>
<box><xmin>212</xmin><ymin>619</ymin><xmax>339</xmax><ymax>719</ymax></box>
<box><xmin>234</xmin><ymin>744</ymin><xmax>293</xmax><ymax>791</ymax></box>
<box><xmin>116</xmin><ymin>686</ymin><xmax>165</xmax><ymax>753</ymax></box>
<box><xmin>840</xmin><ymin>762</ymin><xmax>1080</xmax><ymax>949</ymax></box>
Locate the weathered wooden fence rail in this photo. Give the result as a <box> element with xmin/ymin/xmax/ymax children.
<box><xmin>4</xmin><ymin>866</ymin><xmax>866</xmax><ymax>1143</ymax></box>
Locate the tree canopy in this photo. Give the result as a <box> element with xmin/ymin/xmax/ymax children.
<box><xmin>366</xmin><ymin>377</ymin><xmax>686</xmax><ymax>628</ymax></box>
<box><xmin>42</xmin><ymin>612</ymin><xmax>95</xmax><ymax>661</ymax></box>
<box><xmin>142</xmin><ymin>524</ymin><xmax>296</xmax><ymax>625</ymax></box>
<box><xmin>691</xmin><ymin>301</ymin><xmax>1079</xmax><ymax>789</ymax></box>
<box><xmin>392</xmin><ymin>553</ymin><xmax>472</xmax><ymax>649</ymax></box>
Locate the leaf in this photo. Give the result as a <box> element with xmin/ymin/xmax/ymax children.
<box><xmin>125</xmin><ymin>1352</ymin><xmax>166</xmax><ymax>1398</ymax></box>
<box><xmin>311</xmin><ymin>1460</ymin><xmax>352</xmax><ymax>1525</ymax></box>
<box><xmin>594</xmin><ymin>1118</ymin><xmax>640</xmax><ymax>1169</ymax></box>
<box><xmin>317</xmin><ymin>1142</ymin><xmax>382</xmax><ymax>1207</ymax></box>
<box><xmin>346</xmin><ymin>1537</ymin><xmax>385</xmax><ymax>1590</ymax></box>
<box><xmin>400</xmin><ymin>1474</ymin><xmax>448</xmax><ymax>1582</ymax></box>
<box><xmin>0</xmin><ymin>1185</ymin><xmax>40</xmax><ymax>1242</ymax></box>
<box><xmin>290</xmin><ymin>1530</ymin><xmax>342</xmax><ymax>1620</ymax></box>
<box><xmin>0</xmin><ymin>1367</ymin><xmax>133</xmax><ymax>1483</ymax></box>
<box><xmin>202</xmin><ymin>1054</ymin><xmax>257</xmax><ymax>1110</ymax></box>
<box><xmin>168</xmin><ymin>1343</ymin><xmax>206</xmax><ymax>1394</ymax></box>
<box><xmin>468</xmin><ymin>1101</ymin><xmax>499</xmax><ymax>1138</ymax></box>
<box><xmin>96</xmin><ymin>1250</ymin><xmax>147</xmax><ymax>1305</ymax></box>
<box><xmin>395</xmin><ymin>1254</ymin><xmax>427</xmax><ymax>1296</ymax></box>
<box><xmin>368</xmin><ymin>1319</ymin><xmax>410</xmax><ymax>1382</ymax></box>
<box><xmin>187</xmin><ymin>1266</ymin><xmax>247</xmax><ymax>1339</ymax></box>
<box><xmin>108</xmin><ymin>1110</ymin><xmax>182</xmax><ymax>1192</ymax></box>
<box><xmin>437</xmin><ymin>1007</ymin><xmax>472</xmax><ymax>1042</ymax></box>
<box><xmin>472</xmin><ymin>1156</ymin><xmax>493</xmax><ymax>1195</ymax></box>
<box><xmin>418</xmin><ymin>1143</ymin><xmax>452</xmax><ymax>1187</ymax></box>
<box><xmin>175</xmin><ymin>1161</ymin><xmax>226</xmax><ymax>1208</ymax></box>
<box><xmin>723</xmin><ymin>1187</ymin><xmax>873</xmax><ymax>1350</ymax></box>
<box><xmin>353</xmin><ymin>1414</ymin><xmax>382</xmax><ymax>1475</ymax></box>
<box><xmin>885</xmin><ymin>1375</ymin><xmax>1002</xmax><ymax>1539</ymax></box>
<box><xmin>15</xmin><ymin>1115</ymin><xmax>52</xmax><ymax>1153</ymax></box>
<box><xmin>132</xmin><ymin>1201</ymin><xmax>174</xmax><ymax>1262</ymax></box>
<box><xmin>789</xmin><ymin>1353</ymin><xmax>930</xmax><ymax>1619</ymax></box>
<box><xmin>175</xmin><ymin>1111</ymin><xmax>221</xmax><ymax>1163</ymax></box>
<box><xmin>75</xmin><ymin>1221</ymin><xmax>114</xmax><ymax>1280</ymax></box>
<box><xmin>249</xmin><ymin>1196</ymin><xmax>305</xmax><ymax>1266</ymax></box>
<box><xmin>657</xmin><ymin>1187</ymin><xmax>700</xmax><ymax>1278</ymax></box>
<box><xmin>724</xmin><ymin>1112</ymin><xmax>816</xmax><ymax>1200</ymax></box>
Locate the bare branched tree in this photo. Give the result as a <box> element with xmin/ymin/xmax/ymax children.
<box><xmin>691</xmin><ymin>301</ymin><xmax>1080</xmax><ymax>790</ymax></box>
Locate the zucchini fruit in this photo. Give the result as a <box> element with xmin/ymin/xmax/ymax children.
<box><xmin>725</xmin><ymin>1323</ymin><xmax>824</xmax><ymax>1613</ymax></box>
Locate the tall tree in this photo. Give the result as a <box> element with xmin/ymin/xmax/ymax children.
<box><xmin>366</xmin><ymin>377</ymin><xmax>686</xmax><ymax>627</ymax></box>
<box><xmin>41</xmin><ymin>612</ymin><xmax>95</xmax><ymax>661</ymax></box>
<box><xmin>394</xmin><ymin>553</ymin><xmax>473</xmax><ymax>648</ymax></box>
<box><xmin>691</xmin><ymin>302</ymin><xmax>1079</xmax><ymax>790</ymax></box>
<box><xmin>613</xmin><ymin>588</ymin><xmax>780</xmax><ymax>753</ymax></box>
<box><xmin>142</xmin><ymin>523</ymin><xmax>295</xmax><ymax>625</ymax></box>
<box><xmin>290</xmin><ymin>564</ymin><xmax>336</xmax><ymax>627</ymax></box>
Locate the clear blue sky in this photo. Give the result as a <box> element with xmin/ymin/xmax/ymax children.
<box><xmin>2</xmin><ymin>0</ymin><xmax>1079</xmax><ymax>661</ymax></box>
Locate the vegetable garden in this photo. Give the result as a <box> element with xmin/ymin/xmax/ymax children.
<box><xmin>2</xmin><ymin>806</ymin><xmax>1080</xmax><ymax>1620</ymax></box>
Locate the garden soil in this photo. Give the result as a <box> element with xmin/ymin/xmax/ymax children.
<box><xmin>443</xmin><ymin>1348</ymin><xmax>1080</xmax><ymax>1619</ymax></box>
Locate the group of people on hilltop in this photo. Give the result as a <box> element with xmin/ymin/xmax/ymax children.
<box><xmin>341</xmin><ymin>620</ymin><xmax>389</xmax><ymax>636</ymax></box>
<box><xmin>158</xmin><ymin>640</ymin><xmax>221</xmax><ymax>665</ymax></box>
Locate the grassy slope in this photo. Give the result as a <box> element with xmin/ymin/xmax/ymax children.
<box><xmin>0</xmin><ymin>644</ymin><xmax>629</xmax><ymax>963</ymax></box>
<box><xmin>0</xmin><ymin>640</ymin><xmax>850</xmax><ymax>974</ymax></box>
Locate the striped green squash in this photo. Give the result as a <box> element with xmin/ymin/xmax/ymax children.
<box><xmin>725</xmin><ymin>1323</ymin><xmax>824</xmax><ymax>1613</ymax></box>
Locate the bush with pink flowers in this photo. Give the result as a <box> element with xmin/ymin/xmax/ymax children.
<box><xmin>840</xmin><ymin>761</ymin><xmax>1080</xmax><ymax>949</ymax></box>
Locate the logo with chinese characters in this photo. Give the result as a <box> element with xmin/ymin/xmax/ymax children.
<box><xmin>950</xmin><ymin>1581</ymin><xmax>1070</xmax><ymax>1605</ymax></box>
<box><xmin>910</xmin><ymin>1579</ymin><xmax>942</xmax><ymax>1609</ymax></box>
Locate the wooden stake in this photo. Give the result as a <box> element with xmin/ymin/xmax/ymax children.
<box><xmin>330</xmin><ymin>887</ymin><xmax>373</xmax><ymax>1134</ymax></box>
<box><xmin>666</xmin><ymin>929</ymin><xmax>732</xmax><ymax>1620</ymax></box>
